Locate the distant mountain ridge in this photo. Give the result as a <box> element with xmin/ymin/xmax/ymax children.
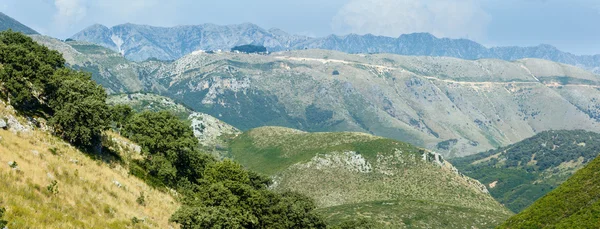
<box><xmin>71</xmin><ymin>23</ymin><xmax>600</xmax><ymax>73</ymax></box>
<box><xmin>0</xmin><ymin>12</ymin><xmax>38</xmax><ymax>35</ymax></box>
<box><xmin>71</xmin><ymin>23</ymin><xmax>311</xmax><ymax>61</ymax></box>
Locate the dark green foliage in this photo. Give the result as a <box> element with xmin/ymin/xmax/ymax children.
<box><xmin>136</xmin><ymin>192</ymin><xmax>146</xmax><ymax>206</ymax></box>
<box><xmin>436</xmin><ymin>139</ymin><xmax>457</xmax><ymax>150</ymax></box>
<box><xmin>450</xmin><ymin>130</ymin><xmax>600</xmax><ymax>213</ymax></box>
<box><xmin>0</xmin><ymin>31</ymin><xmax>109</xmax><ymax>148</ymax></box>
<box><xmin>499</xmin><ymin>154</ymin><xmax>600</xmax><ymax>228</ymax></box>
<box><xmin>231</xmin><ymin>44</ymin><xmax>267</xmax><ymax>54</ymax></box>
<box><xmin>123</xmin><ymin>111</ymin><xmax>214</xmax><ymax>187</ymax></box>
<box><xmin>46</xmin><ymin>180</ymin><xmax>58</xmax><ymax>195</ymax></box>
<box><xmin>109</xmin><ymin>104</ymin><xmax>133</xmax><ymax>130</ymax></box>
<box><xmin>305</xmin><ymin>104</ymin><xmax>334</xmax><ymax>125</ymax></box>
<box><xmin>0</xmin><ymin>207</ymin><xmax>7</xmax><ymax>228</ymax></box>
<box><xmin>0</xmin><ymin>30</ymin><xmax>63</xmax><ymax>112</ymax></box>
<box><xmin>170</xmin><ymin>160</ymin><xmax>327</xmax><ymax>229</ymax></box>
<box><xmin>47</xmin><ymin>69</ymin><xmax>109</xmax><ymax>147</ymax></box>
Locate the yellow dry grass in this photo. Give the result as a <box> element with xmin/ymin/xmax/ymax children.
<box><xmin>0</xmin><ymin>110</ymin><xmax>179</xmax><ymax>228</ymax></box>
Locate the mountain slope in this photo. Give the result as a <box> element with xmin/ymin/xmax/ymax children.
<box><xmin>28</xmin><ymin>35</ymin><xmax>600</xmax><ymax>156</ymax></box>
<box><xmin>157</xmin><ymin>50</ymin><xmax>600</xmax><ymax>156</ymax></box>
<box><xmin>498</xmin><ymin>150</ymin><xmax>600</xmax><ymax>228</ymax></box>
<box><xmin>0</xmin><ymin>12</ymin><xmax>38</xmax><ymax>35</ymax></box>
<box><xmin>29</xmin><ymin>35</ymin><xmax>147</xmax><ymax>93</ymax></box>
<box><xmin>0</xmin><ymin>101</ymin><xmax>178</xmax><ymax>228</ymax></box>
<box><xmin>70</xmin><ymin>23</ymin><xmax>600</xmax><ymax>73</ymax></box>
<box><xmin>450</xmin><ymin>130</ymin><xmax>600</xmax><ymax>213</ymax></box>
<box><xmin>228</xmin><ymin>127</ymin><xmax>512</xmax><ymax>228</ymax></box>
<box><xmin>30</xmin><ymin>36</ymin><xmax>600</xmax><ymax>156</ymax></box>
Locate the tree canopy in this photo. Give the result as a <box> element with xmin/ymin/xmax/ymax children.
<box><xmin>0</xmin><ymin>30</ymin><xmax>108</xmax><ymax>148</ymax></box>
<box><xmin>231</xmin><ymin>44</ymin><xmax>267</xmax><ymax>54</ymax></box>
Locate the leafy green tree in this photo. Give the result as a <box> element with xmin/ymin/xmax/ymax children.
<box><xmin>109</xmin><ymin>104</ymin><xmax>134</xmax><ymax>131</ymax></box>
<box><xmin>0</xmin><ymin>207</ymin><xmax>7</xmax><ymax>228</ymax></box>
<box><xmin>231</xmin><ymin>44</ymin><xmax>267</xmax><ymax>54</ymax></box>
<box><xmin>0</xmin><ymin>30</ymin><xmax>64</xmax><ymax>112</ymax></box>
<box><xmin>123</xmin><ymin>111</ymin><xmax>214</xmax><ymax>187</ymax></box>
<box><xmin>47</xmin><ymin>68</ymin><xmax>109</xmax><ymax>147</ymax></box>
<box><xmin>171</xmin><ymin>160</ymin><xmax>326</xmax><ymax>229</ymax></box>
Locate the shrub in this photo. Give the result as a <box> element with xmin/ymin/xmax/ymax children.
<box><xmin>0</xmin><ymin>207</ymin><xmax>7</xmax><ymax>228</ymax></box>
<box><xmin>46</xmin><ymin>180</ymin><xmax>58</xmax><ymax>195</ymax></box>
<box><xmin>136</xmin><ymin>192</ymin><xmax>146</xmax><ymax>206</ymax></box>
<box><xmin>231</xmin><ymin>44</ymin><xmax>267</xmax><ymax>54</ymax></box>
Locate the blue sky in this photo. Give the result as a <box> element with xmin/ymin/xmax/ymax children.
<box><xmin>3</xmin><ymin>0</ymin><xmax>600</xmax><ymax>55</ymax></box>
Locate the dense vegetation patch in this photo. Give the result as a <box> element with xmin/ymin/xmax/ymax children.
<box><xmin>0</xmin><ymin>30</ymin><xmax>108</xmax><ymax>148</ymax></box>
<box><xmin>231</xmin><ymin>44</ymin><xmax>267</xmax><ymax>54</ymax></box>
<box><xmin>499</xmin><ymin>153</ymin><xmax>600</xmax><ymax>228</ymax></box>
<box><xmin>450</xmin><ymin>130</ymin><xmax>600</xmax><ymax>213</ymax></box>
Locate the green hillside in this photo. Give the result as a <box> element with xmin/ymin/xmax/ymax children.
<box><xmin>450</xmin><ymin>130</ymin><xmax>600</xmax><ymax>213</ymax></box>
<box><xmin>498</xmin><ymin>152</ymin><xmax>600</xmax><ymax>228</ymax></box>
<box><xmin>229</xmin><ymin>127</ymin><xmax>513</xmax><ymax>228</ymax></box>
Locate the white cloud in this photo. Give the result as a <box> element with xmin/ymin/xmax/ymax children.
<box><xmin>53</xmin><ymin>0</ymin><xmax>87</xmax><ymax>32</ymax></box>
<box><xmin>331</xmin><ymin>0</ymin><xmax>491</xmax><ymax>39</ymax></box>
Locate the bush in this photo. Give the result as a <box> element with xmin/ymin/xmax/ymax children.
<box><xmin>231</xmin><ymin>44</ymin><xmax>267</xmax><ymax>54</ymax></box>
<box><xmin>46</xmin><ymin>180</ymin><xmax>58</xmax><ymax>195</ymax></box>
<box><xmin>136</xmin><ymin>192</ymin><xmax>146</xmax><ymax>206</ymax></box>
<box><xmin>0</xmin><ymin>207</ymin><xmax>7</xmax><ymax>228</ymax></box>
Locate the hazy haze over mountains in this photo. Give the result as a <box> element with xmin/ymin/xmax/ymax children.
<box><xmin>71</xmin><ymin>23</ymin><xmax>600</xmax><ymax>74</ymax></box>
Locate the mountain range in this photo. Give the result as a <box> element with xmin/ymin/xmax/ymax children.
<box><xmin>29</xmin><ymin>34</ymin><xmax>600</xmax><ymax>157</ymax></box>
<box><xmin>70</xmin><ymin>23</ymin><xmax>600</xmax><ymax>74</ymax></box>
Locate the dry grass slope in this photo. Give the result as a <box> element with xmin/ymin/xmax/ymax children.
<box><xmin>0</xmin><ymin>104</ymin><xmax>179</xmax><ymax>228</ymax></box>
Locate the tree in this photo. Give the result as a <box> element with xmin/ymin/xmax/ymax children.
<box><xmin>171</xmin><ymin>160</ymin><xmax>327</xmax><ymax>229</ymax></box>
<box><xmin>124</xmin><ymin>111</ymin><xmax>214</xmax><ymax>187</ymax></box>
<box><xmin>47</xmin><ymin>68</ymin><xmax>109</xmax><ymax>148</ymax></box>
<box><xmin>0</xmin><ymin>207</ymin><xmax>7</xmax><ymax>228</ymax></box>
<box><xmin>109</xmin><ymin>104</ymin><xmax>134</xmax><ymax>131</ymax></box>
<box><xmin>0</xmin><ymin>30</ymin><xmax>64</xmax><ymax>112</ymax></box>
<box><xmin>231</xmin><ymin>44</ymin><xmax>267</xmax><ymax>54</ymax></box>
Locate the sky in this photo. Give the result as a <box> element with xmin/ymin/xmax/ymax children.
<box><xmin>2</xmin><ymin>0</ymin><xmax>600</xmax><ymax>55</ymax></box>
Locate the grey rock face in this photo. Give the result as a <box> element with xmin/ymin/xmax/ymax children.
<box><xmin>0</xmin><ymin>118</ymin><xmax>6</xmax><ymax>129</ymax></box>
<box><xmin>71</xmin><ymin>23</ymin><xmax>311</xmax><ymax>61</ymax></box>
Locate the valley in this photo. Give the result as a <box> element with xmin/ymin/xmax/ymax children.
<box><xmin>2</xmin><ymin>9</ymin><xmax>600</xmax><ymax>229</ymax></box>
<box><xmin>30</xmin><ymin>35</ymin><xmax>600</xmax><ymax>157</ymax></box>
